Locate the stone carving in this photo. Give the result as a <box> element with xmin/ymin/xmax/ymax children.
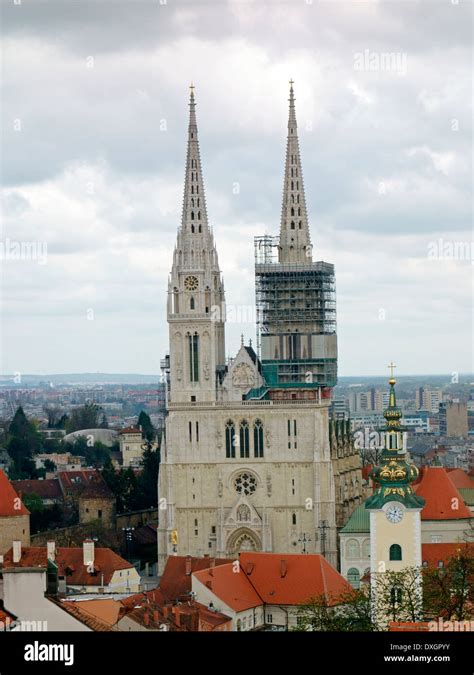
<box><xmin>217</xmin><ymin>474</ymin><xmax>223</xmax><ymax>498</ymax></box>
<box><xmin>204</xmin><ymin>362</ymin><xmax>210</xmax><ymax>380</ymax></box>
<box><xmin>266</xmin><ymin>474</ymin><xmax>272</xmax><ymax>497</ymax></box>
<box><xmin>232</xmin><ymin>363</ymin><xmax>255</xmax><ymax>387</ymax></box>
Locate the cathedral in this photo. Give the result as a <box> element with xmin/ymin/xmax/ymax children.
<box><xmin>157</xmin><ymin>83</ymin><xmax>363</xmax><ymax>573</ymax></box>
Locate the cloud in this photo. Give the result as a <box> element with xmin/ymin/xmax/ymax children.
<box><xmin>0</xmin><ymin>0</ymin><xmax>471</xmax><ymax>375</ymax></box>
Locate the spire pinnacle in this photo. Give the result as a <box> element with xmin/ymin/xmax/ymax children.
<box><xmin>181</xmin><ymin>84</ymin><xmax>209</xmax><ymax>232</ymax></box>
<box><xmin>279</xmin><ymin>81</ymin><xmax>312</xmax><ymax>264</ymax></box>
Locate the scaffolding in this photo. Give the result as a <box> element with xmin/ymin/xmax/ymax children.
<box><xmin>254</xmin><ymin>235</ymin><xmax>337</xmax><ymax>389</ymax></box>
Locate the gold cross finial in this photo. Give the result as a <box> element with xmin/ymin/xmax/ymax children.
<box><xmin>189</xmin><ymin>82</ymin><xmax>195</xmax><ymax>95</ymax></box>
<box><xmin>289</xmin><ymin>78</ymin><xmax>294</xmax><ymax>87</ymax></box>
<box><xmin>388</xmin><ymin>361</ymin><xmax>396</xmax><ymax>378</ymax></box>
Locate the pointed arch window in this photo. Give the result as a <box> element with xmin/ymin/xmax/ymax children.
<box><xmin>253</xmin><ymin>419</ymin><xmax>264</xmax><ymax>458</ymax></box>
<box><xmin>191</xmin><ymin>211</ymin><xmax>195</xmax><ymax>220</ymax></box>
<box><xmin>188</xmin><ymin>332</ymin><xmax>199</xmax><ymax>382</ymax></box>
<box><xmin>299</xmin><ymin>221</ymin><xmax>302</xmax><ymax>229</ymax></box>
<box><xmin>225</xmin><ymin>420</ymin><xmax>236</xmax><ymax>458</ymax></box>
<box><xmin>389</xmin><ymin>544</ymin><xmax>402</xmax><ymax>561</ymax></box>
<box><xmin>198</xmin><ymin>225</ymin><xmax>202</xmax><ymax>233</ymax></box>
<box><xmin>191</xmin><ymin>198</ymin><xmax>194</xmax><ymax>207</ymax></box>
<box><xmin>190</xmin><ymin>297</ymin><xmax>195</xmax><ymax>310</ymax></box>
<box><xmin>173</xmin><ymin>287</ymin><xmax>179</xmax><ymax>314</ymax></box>
<box><xmin>205</xmin><ymin>286</ymin><xmax>211</xmax><ymax>314</ymax></box>
<box><xmin>191</xmin><ymin>224</ymin><xmax>195</xmax><ymax>233</ymax></box>
<box><xmin>291</xmin><ymin>221</ymin><xmax>295</xmax><ymax>230</ymax></box>
<box><xmin>291</xmin><ymin>207</ymin><xmax>295</xmax><ymax>216</ymax></box>
<box><xmin>292</xmin><ymin>513</ymin><xmax>296</xmax><ymax>526</ymax></box>
<box><xmin>198</xmin><ymin>211</ymin><xmax>201</xmax><ymax>220</ymax></box>
<box><xmin>239</xmin><ymin>420</ymin><xmax>250</xmax><ymax>458</ymax></box>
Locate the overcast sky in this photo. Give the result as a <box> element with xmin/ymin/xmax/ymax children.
<box><xmin>0</xmin><ymin>0</ymin><xmax>472</xmax><ymax>378</ymax></box>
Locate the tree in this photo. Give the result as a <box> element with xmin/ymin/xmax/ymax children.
<box><xmin>43</xmin><ymin>459</ymin><xmax>56</xmax><ymax>473</ymax></box>
<box><xmin>294</xmin><ymin>586</ymin><xmax>377</xmax><ymax>632</ymax></box>
<box><xmin>423</xmin><ymin>544</ymin><xmax>474</xmax><ymax>621</ymax></box>
<box><xmin>66</xmin><ymin>403</ymin><xmax>104</xmax><ymax>433</ymax></box>
<box><xmin>7</xmin><ymin>407</ymin><xmax>42</xmax><ymax>478</ymax></box>
<box><xmin>136</xmin><ymin>442</ymin><xmax>160</xmax><ymax>509</ymax></box>
<box><xmin>373</xmin><ymin>567</ymin><xmax>424</xmax><ymax>628</ymax></box>
<box><xmin>137</xmin><ymin>411</ymin><xmax>154</xmax><ymax>441</ymax></box>
<box><xmin>43</xmin><ymin>405</ymin><xmax>63</xmax><ymax>429</ymax></box>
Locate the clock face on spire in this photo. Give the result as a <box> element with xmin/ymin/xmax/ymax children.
<box><xmin>184</xmin><ymin>275</ymin><xmax>199</xmax><ymax>291</ymax></box>
<box><xmin>385</xmin><ymin>503</ymin><xmax>404</xmax><ymax>524</ymax></box>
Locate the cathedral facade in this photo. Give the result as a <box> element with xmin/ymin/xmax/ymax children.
<box><xmin>158</xmin><ymin>84</ymin><xmax>359</xmax><ymax>573</ymax></box>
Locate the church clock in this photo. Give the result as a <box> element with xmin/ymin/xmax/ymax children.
<box><xmin>184</xmin><ymin>275</ymin><xmax>199</xmax><ymax>291</ymax></box>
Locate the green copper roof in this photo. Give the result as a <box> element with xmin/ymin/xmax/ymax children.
<box><xmin>459</xmin><ymin>488</ymin><xmax>474</xmax><ymax>506</ymax></box>
<box><xmin>340</xmin><ymin>503</ymin><xmax>370</xmax><ymax>534</ymax></box>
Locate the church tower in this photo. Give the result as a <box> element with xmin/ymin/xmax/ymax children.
<box><xmin>365</xmin><ymin>365</ymin><xmax>425</xmax><ymax>624</ymax></box>
<box><xmin>279</xmin><ymin>81</ymin><xmax>312</xmax><ymax>264</ymax></box>
<box><xmin>167</xmin><ymin>86</ymin><xmax>226</xmax><ymax>404</ymax></box>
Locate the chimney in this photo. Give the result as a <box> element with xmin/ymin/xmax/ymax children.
<box><xmin>83</xmin><ymin>539</ymin><xmax>95</xmax><ymax>568</ymax></box>
<box><xmin>153</xmin><ymin>610</ymin><xmax>159</xmax><ymax>623</ymax></box>
<box><xmin>163</xmin><ymin>606</ymin><xmax>169</xmax><ymax>619</ymax></box>
<box><xmin>144</xmin><ymin>612</ymin><xmax>150</xmax><ymax>626</ymax></box>
<box><xmin>206</xmin><ymin>580</ymin><xmax>212</xmax><ymax>590</ymax></box>
<box><xmin>185</xmin><ymin>555</ymin><xmax>192</xmax><ymax>576</ymax></box>
<box><xmin>280</xmin><ymin>559</ymin><xmax>287</xmax><ymax>578</ymax></box>
<box><xmin>12</xmin><ymin>540</ymin><xmax>21</xmax><ymax>563</ymax></box>
<box><xmin>47</xmin><ymin>541</ymin><xmax>56</xmax><ymax>562</ymax></box>
<box><xmin>209</xmin><ymin>558</ymin><xmax>215</xmax><ymax>577</ymax></box>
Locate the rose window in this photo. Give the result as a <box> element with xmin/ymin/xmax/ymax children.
<box><xmin>234</xmin><ymin>472</ymin><xmax>257</xmax><ymax>496</ymax></box>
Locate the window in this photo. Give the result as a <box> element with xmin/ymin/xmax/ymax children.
<box><xmin>190</xmin><ymin>297</ymin><xmax>195</xmax><ymax>310</ymax></box>
<box><xmin>98</xmin><ymin>510</ymin><xmax>102</xmax><ymax>519</ymax></box>
<box><xmin>253</xmin><ymin>419</ymin><xmax>264</xmax><ymax>458</ymax></box>
<box><xmin>196</xmin><ymin>421</ymin><xmax>199</xmax><ymax>443</ymax></box>
<box><xmin>237</xmin><ymin>619</ymin><xmax>242</xmax><ymax>631</ymax></box>
<box><xmin>225</xmin><ymin>420</ymin><xmax>236</xmax><ymax>458</ymax></box>
<box><xmin>267</xmin><ymin>613</ymin><xmax>273</xmax><ymax>624</ymax></box>
<box><xmin>363</xmin><ymin>539</ymin><xmax>371</xmax><ymax>558</ymax></box>
<box><xmin>189</xmin><ymin>421</ymin><xmax>192</xmax><ymax>442</ymax></box>
<box><xmin>347</xmin><ymin>568</ymin><xmax>360</xmax><ymax>589</ymax></box>
<box><xmin>188</xmin><ymin>332</ymin><xmax>199</xmax><ymax>382</ymax></box>
<box><xmin>390</xmin><ymin>587</ymin><xmax>403</xmax><ymax>605</ymax></box>
<box><xmin>292</xmin><ymin>513</ymin><xmax>296</xmax><ymax>526</ymax></box>
<box><xmin>234</xmin><ymin>472</ymin><xmax>257</xmax><ymax>496</ymax></box>
<box><xmin>239</xmin><ymin>420</ymin><xmax>250</xmax><ymax>458</ymax></box>
<box><xmin>291</xmin><ymin>478</ymin><xmax>295</xmax><ymax>495</ymax></box>
<box><xmin>389</xmin><ymin>544</ymin><xmax>402</xmax><ymax>561</ymax></box>
<box><xmin>347</xmin><ymin>539</ymin><xmax>360</xmax><ymax>559</ymax></box>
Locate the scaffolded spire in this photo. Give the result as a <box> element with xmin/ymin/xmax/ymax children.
<box><xmin>181</xmin><ymin>83</ymin><xmax>209</xmax><ymax>233</ymax></box>
<box><xmin>279</xmin><ymin>80</ymin><xmax>312</xmax><ymax>264</ymax></box>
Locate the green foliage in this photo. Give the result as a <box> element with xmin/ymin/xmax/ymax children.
<box><xmin>372</xmin><ymin>567</ymin><xmax>424</xmax><ymax>628</ymax></box>
<box><xmin>294</xmin><ymin>586</ymin><xmax>377</xmax><ymax>632</ymax></box>
<box><xmin>101</xmin><ymin>442</ymin><xmax>160</xmax><ymax>513</ymax></box>
<box><xmin>43</xmin><ymin>459</ymin><xmax>56</xmax><ymax>473</ymax></box>
<box><xmin>137</xmin><ymin>411</ymin><xmax>155</xmax><ymax>441</ymax></box>
<box><xmin>62</xmin><ymin>437</ymin><xmax>110</xmax><ymax>467</ymax></box>
<box><xmin>423</xmin><ymin>545</ymin><xmax>474</xmax><ymax>621</ymax></box>
<box><xmin>65</xmin><ymin>403</ymin><xmax>105</xmax><ymax>434</ymax></box>
<box><xmin>7</xmin><ymin>407</ymin><xmax>42</xmax><ymax>478</ymax></box>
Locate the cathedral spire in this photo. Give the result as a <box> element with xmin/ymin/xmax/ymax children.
<box><xmin>181</xmin><ymin>84</ymin><xmax>209</xmax><ymax>233</ymax></box>
<box><xmin>279</xmin><ymin>80</ymin><xmax>312</xmax><ymax>264</ymax></box>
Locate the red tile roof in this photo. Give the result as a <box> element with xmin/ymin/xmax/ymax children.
<box><xmin>390</xmin><ymin>622</ymin><xmax>431</xmax><ymax>632</ymax></box>
<box><xmin>0</xmin><ymin>470</ymin><xmax>29</xmax><ymax>516</ymax></box>
<box><xmin>119</xmin><ymin>427</ymin><xmax>141</xmax><ymax>435</ymax></box>
<box><xmin>415</xmin><ymin>466</ymin><xmax>472</xmax><ymax>520</ymax></box>
<box><xmin>421</xmin><ymin>542</ymin><xmax>473</xmax><ymax>568</ymax></box>
<box><xmin>193</xmin><ymin>553</ymin><xmax>352</xmax><ymax>612</ymax></box>
<box><xmin>12</xmin><ymin>478</ymin><xmax>62</xmax><ymax>501</ymax></box>
<box><xmin>446</xmin><ymin>468</ymin><xmax>474</xmax><ymax>490</ymax></box>
<box><xmin>50</xmin><ymin>598</ymin><xmax>113</xmax><ymax>631</ymax></box>
<box><xmin>58</xmin><ymin>470</ymin><xmax>114</xmax><ymax>499</ymax></box>
<box><xmin>239</xmin><ymin>552</ymin><xmax>352</xmax><ymax>606</ymax></box>
<box><xmin>193</xmin><ymin>563</ymin><xmax>262</xmax><ymax>612</ymax></box>
<box><xmin>159</xmin><ymin>556</ymin><xmax>229</xmax><ymax>602</ymax></box>
<box><xmin>2</xmin><ymin>545</ymin><xmax>134</xmax><ymax>586</ymax></box>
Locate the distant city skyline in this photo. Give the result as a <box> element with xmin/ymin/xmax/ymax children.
<box><xmin>1</xmin><ymin>1</ymin><xmax>472</xmax><ymax>376</ymax></box>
